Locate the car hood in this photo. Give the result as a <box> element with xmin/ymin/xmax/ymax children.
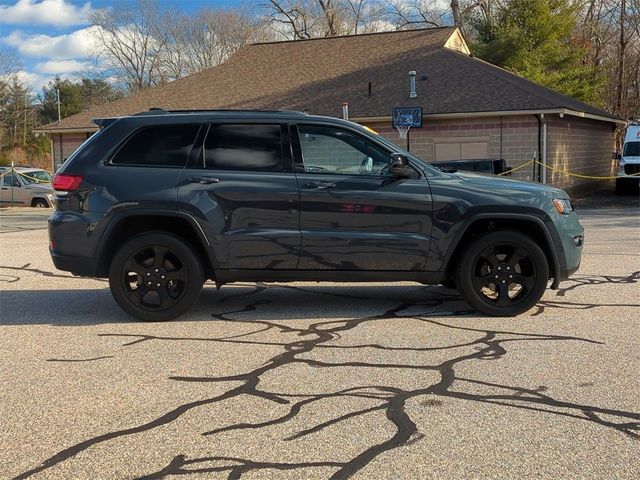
<box><xmin>453</xmin><ymin>171</ymin><xmax>568</xmax><ymax>198</ymax></box>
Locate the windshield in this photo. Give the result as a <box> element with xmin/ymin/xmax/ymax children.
<box><xmin>18</xmin><ymin>170</ymin><xmax>52</xmax><ymax>184</ymax></box>
<box><xmin>623</xmin><ymin>141</ymin><xmax>640</xmax><ymax>157</ymax></box>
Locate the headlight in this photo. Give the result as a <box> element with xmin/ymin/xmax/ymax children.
<box><xmin>552</xmin><ymin>198</ymin><xmax>573</xmax><ymax>214</ymax></box>
<box><xmin>617</xmin><ymin>159</ymin><xmax>625</xmax><ymax>173</ymax></box>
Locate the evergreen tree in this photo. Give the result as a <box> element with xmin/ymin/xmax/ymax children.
<box><xmin>472</xmin><ymin>0</ymin><xmax>603</xmax><ymax>105</ymax></box>
<box><xmin>39</xmin><ymin>77</ymin><xmax>123</xmax><ymax>125</ymax></box>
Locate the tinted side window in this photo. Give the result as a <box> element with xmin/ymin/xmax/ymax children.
<box><xmin>204</xmin><ymin>124</ymin><xmax>284</xmax><ymax>172</ymax></box>
<box><xmin>112</xmin><ymin>125</ymin><xmax>200</xmax><ymax>167</ymax></box>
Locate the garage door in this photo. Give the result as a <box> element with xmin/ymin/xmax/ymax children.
<box><xmin>434</xmin><ymin>141</ymin><xmax>489</xmax><ymax>161</ymax></box>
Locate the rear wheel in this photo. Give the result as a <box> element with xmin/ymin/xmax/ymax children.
<box><xmin>455</xmin><ymin>231</ymin><xmax>549</xmax><ymax>317</ymax></box>
<box><xmin>616</xmin><ymin>178</ymin><xmax>639</xmax><ymax>195</ymax></box>
<box><xmin>108</xmin><ymin>232</ymin><xmax>204</xmax><ymax>321</ymax></box>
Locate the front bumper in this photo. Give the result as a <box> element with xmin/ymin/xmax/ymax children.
<box><xmin>549</xmin><ymin>211</ymin><xmax>583</xmax><ymax>288</ymax></box>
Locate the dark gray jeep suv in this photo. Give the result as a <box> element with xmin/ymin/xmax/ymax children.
<box><xmin>49</xmin><ymin>109</ymin><xmax>583</xmax><ymax>321</ymax></box>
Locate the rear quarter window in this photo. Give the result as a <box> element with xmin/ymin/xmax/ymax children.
<box><xmin>202</xmin><ymin>124</ymin><xmax>285</xmax><ymax>172</ymax></box>
<box><xmin>111</xmin><ymin>125</ymin><xmax>200</xmax><ymax>167</ymax></box>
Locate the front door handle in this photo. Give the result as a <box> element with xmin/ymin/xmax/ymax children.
<box><xmin>187</xmin><ymin>176</ymin><xmax>221</xmax><ymax>185</ymax></box>
<box><xmin>303</xmin><ymin>181</ymin><xmax>336</xmax><ymax>190</ymax></box>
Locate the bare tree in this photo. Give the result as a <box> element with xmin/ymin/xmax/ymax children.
<box><xmin>90</xmin><ymin>0</ymin><xmax>166</xmax><ymax>92</ymax></box>
<box><xmin>386</xmin><ymin>0</ymin><xmax>449</xmax><ymax>29</ymax></box>
<box><xmin>0</xmin><ymin>47</ymin><xmax>21</xmax><ymax>82</ymax></box>
<box><xmin>90</xmin><ymin>1</ymin><xmax>269</xmax><ymax>91</ymax></box>
<box><xmin>264</xmin><ymin>0</ymin><xmax>389</xmax><ymax>39</ymax></box>
<box><xmin>180</xmin><ymin>9</ymin><xmax>270</xmax><ymax>73</ymax></box>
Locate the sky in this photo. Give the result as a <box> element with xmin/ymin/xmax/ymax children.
<box><xmin>0</xmin><ymin>0</ymin><xmax>245</xmax><ymax>93</ymax></box>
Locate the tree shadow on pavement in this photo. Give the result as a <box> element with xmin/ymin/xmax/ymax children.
<box><xmin>12</xmin><ymin>275</ymin><xmax>640</xmax><ymax>480</ymax></box>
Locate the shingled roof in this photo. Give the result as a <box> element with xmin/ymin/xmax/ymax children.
<box><xmin>38</xmin><ymin>26</ymin><xmax>622</xmax><ymax>132</ymax></box>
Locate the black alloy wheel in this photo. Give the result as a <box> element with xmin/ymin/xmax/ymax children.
<box><xmin>455</xmin><ymin>230</ymin><xmax>549</xmax><ymax>317</ymax></box>
<box><xmin>109</xmin><ymin>232</ymin><xmax>204</xmax><ymax>321</ymax></box>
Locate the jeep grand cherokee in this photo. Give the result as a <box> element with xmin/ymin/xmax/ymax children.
<box><xmin>49</xmin><ymin>109</ymin><xmax>583</xmax><ymax>321</ymax></box>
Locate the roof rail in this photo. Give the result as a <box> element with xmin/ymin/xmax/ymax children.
<box><xmin>132</xmin><ymin>108</ymin><xmax>168</xmax><ymax>116</ymax></box>
<box><xmin>131</xmin><ymin>108</ymin><xmax>308</xmax><ymax>116</ymax></box>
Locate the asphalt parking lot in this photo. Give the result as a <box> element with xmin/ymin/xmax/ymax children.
<box><xmin>1</xmin><ymin>201</ymin><xmax>639</xmax><ymax>479</ymax></box>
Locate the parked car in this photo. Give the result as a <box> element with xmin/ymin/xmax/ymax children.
<box><xmin>48</xmin><ymin>109</ymin><xmax>583</xmax><ymax>321</ymax></box>
<box><xmin>0</xmin><ymin>167</ymin><xmax>54</xmax><ymax>207</ymax></box>
<box><xmin>430</xmin><ymin>158</ymin><xmax>511</xmax><ymax>176</ymax></box>
<box><xmin>616</xmin><ymin>123</ymin><xmax>640</xmax><ymax>194</ymax></box>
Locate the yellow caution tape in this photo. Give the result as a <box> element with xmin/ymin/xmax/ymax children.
<box><xmin>534</xmin><ymin>160</ymin><xmax>640</xmax><ymax>180</ymax></box>
<box><xmin>498</xmin><ymin>159</ymin><xmax>535</xmax><ymax>176</ymax></box>
<box><xmin>15</xmin><ymin>170</ymin><xmax>51</xmax><ymax>183</ymax></box>
<box><xmin>0</xmin><ymin>168</ymin><xmax>51</xmax><ymax>183</ymax></box>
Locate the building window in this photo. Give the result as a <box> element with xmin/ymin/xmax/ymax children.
<box><xmin>434</xmin><ymin>139</ymin><xmax>489</xmax><ymax>161</ymax></box>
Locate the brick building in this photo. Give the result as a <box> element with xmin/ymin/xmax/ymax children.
<box><xmin>37</xmin><ymin>26</ymin><xmax>624</xmax><ymax>191</ymax></box>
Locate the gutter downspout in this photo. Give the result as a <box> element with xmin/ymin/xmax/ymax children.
<box><xmin>534</xmin><ymin>115</ymin><xmax>541</xmax><ymax>182</ymax></box>
<box><xmin>534</xmin><ymin>114</ymin><xmax>547</xmax><ymax>184</ymax></box>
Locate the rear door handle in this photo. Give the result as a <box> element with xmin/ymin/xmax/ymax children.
<box><xmin>303</xmin><ymin>181</ymin><xmax>336</xmax><ymax>190</ymax></box>
<box><xmin>188</xmin><ymin>176</ymin><xmax>221</xmax><ymax>185</ymax></box>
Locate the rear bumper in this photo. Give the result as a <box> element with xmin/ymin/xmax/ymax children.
<box><xmin>50</xmin><ymin>251</ymin><xmax>98</xmax><ymax>277</ymax></box>
<box><xmin>48</xmin><ymin>210</ymin><xmax>104</xmax><ymax>277</ymax></box>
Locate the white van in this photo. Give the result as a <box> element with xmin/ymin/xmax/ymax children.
<box><xmin>616</xmin><ymin>123</ymin><xmax>640</xmax><ymax>194</ymax></box>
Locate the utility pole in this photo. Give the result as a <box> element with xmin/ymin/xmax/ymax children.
<box><xmin>616</xmin><ymin>0</ymin><xmax>626</xmax><ymax>115</ymax></box>
<box><xmin>56</xmin><ymin>88</ymin><xmax>61</xmax><ymax>124</ymax></box>
<box><xmin>23</xmin><ymin>91</ymin><xmax>27</xmax><ymax>146</ymax></box>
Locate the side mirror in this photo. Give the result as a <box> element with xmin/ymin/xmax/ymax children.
<box><xmin>612</xmin><ymin>152</ymin><xmax>621</xmax><ymax>160</ymax></box>
<box><xmin>389</xmin><ymin>153</ymin><xmax>411</xmax><ymax>177</ymax></box>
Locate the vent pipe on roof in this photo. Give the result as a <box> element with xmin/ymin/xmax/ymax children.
<box><xmin>409</xmin><ymin>71</ymin><xmax>417</xmax><ymax>98</ymax></box>
<box><xmin>342</xmin><ymin>102</ymin><xmax>349</xmax><ymax>120</ymax></box>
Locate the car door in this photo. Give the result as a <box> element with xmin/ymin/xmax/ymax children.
<box><xmin>0</xmin><ymin>172</ymin><xmax>27</xmax><ymax>205</ymax></box>
<box><xmin>177</xmin><ymin>122</ymin><xmax>300</xmax><ymax>270</ymax></box>
<box><xmin>293</xmin><ymin>123</ymin><xmax>433</xmax><ymax>271</ymax></box>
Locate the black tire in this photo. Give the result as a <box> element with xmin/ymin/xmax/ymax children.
<box><xmin>616</xmin><ymin>179</ymin><xmax>629</xmax><ymax>195</ymax></box>
<box><xmin>616</xmin><ymin>178</ymin><xmax>639</xmax><ymax>195</ymax></box>
<box><xmin>32</xmin><ymin>198</ymin><xmax>49</xmax><ymax>208</ymax></box>
<box><xmin>440</xmin><ymin>279</ymin><xmax>457</xmax><ymax>290</ymax></box>
<box><xmin>108</xmin><ymin>232</ymin><xmax>204</xmax><ymax>321</ymax></box>
<box><xmin>455</xmin><ymin>230</ymin><xmax>549</xmax><ymax>317</ymax></box>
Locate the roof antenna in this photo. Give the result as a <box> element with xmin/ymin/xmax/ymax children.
<box><xmin>368</xmin><ymin>82</ymin><xmax>372</xmax><ymax>97</ymax></box>
<box><xmin>409</xmin><ymin>71</ymin><xmax>417</xmax><ymax>98</ymax></box>
<box><xmin>342</xmin><ymin>102</ymin><xmax>349</xmax><ymax>120</ymax></box>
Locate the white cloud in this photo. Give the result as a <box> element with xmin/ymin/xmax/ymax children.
<box><xmin>2</xmin><ymin>27</ymin><xmax>99</xmax><ymax>59</ymax></box>
<box><xmin>16</xmin><ymin>69</ymin><xmax>83</xmax><ymax>92</ymax></box>
<box><xmin>16</xmin><ymin>70</ymin><xmax>51</xmax><ymax>91</ymax></box>
<box><xmin>34</xmin><ymin>59</ymin><xmax>89</xmax><ymax>74</ymax></box>
<box><xmin>0</xmin><ymin>0</ymin><xmax>92</xmax><ymax>27</ymax></box>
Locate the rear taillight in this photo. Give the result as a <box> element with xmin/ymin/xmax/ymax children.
<box><xmin>52</xmin><ymin>174</ymin><xmax>83</xmax><ymax>192</ymax></box>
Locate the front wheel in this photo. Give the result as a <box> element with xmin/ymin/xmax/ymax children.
<box><xmin>109</xmin><ymin>232</ymin><xmax>204</xmax><ymax>321</ymax></box>
<box><xmin>455</xmin><ymin>231</ymin><xmax>549</xmax><ymax>317</ymax></box>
